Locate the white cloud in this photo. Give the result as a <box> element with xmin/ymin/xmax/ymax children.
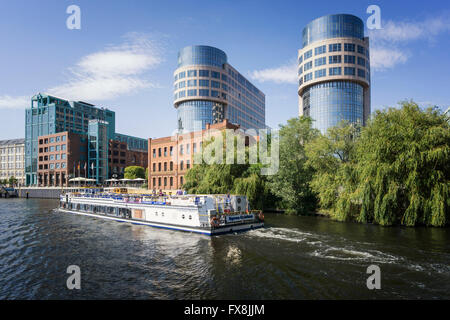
<box><xmin>370</xmin><ymin>47</ymin><xmax>409</xmax><ymax>70</ymax></box>
<box><xmin>47</xmin><ymin>32</ymin><xmax>164</xmax><ymax>101</ymax></box>
<box><xmin>0</xmin><ymin>95</ymin><xmax>30</xmax><ymax>109</ymax></box>
<box><xmin>249</xmin><ymin>61</ymin><xmax>297</xmax><ymax>84</ymax></box>
<box><xmin>369</xmin><ymin>15</ymin><xmax>450</xmax><ymax>71</ymax></box>
<box><xmin>369</xmin><ymin>15</ymin><xmax>450</xmax><ymax>43</ymax></box>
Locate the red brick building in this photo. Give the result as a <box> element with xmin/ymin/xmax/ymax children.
<box><xmin>148</xmin><ymin>120</ymin><xmax>252</xmax><ymax>191</ymax></box>
<box><xmin>108</xmin><ymin>140</ymin><xmax>148</xmax><ymax>178</ymax></box>
<box><xmin>37</xmin><ymin>132</ymin><xmax>87</xmax><ymax>186</ymax></box>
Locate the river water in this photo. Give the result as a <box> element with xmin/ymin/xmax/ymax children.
<box><xmin>0</xmin><ymin>198</ymin><xmax>449</xmax><ymax>299</ymax></box>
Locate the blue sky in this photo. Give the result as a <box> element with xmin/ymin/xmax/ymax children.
<box><xmin>0</xmin><ymin>0</ymin><xmax>449</xmax><ymax>140</ymax></box>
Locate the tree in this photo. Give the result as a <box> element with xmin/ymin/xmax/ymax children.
<box><xmin>351</xmin><ymin>101</ymin><xmax>450</xmax><ymax>226</ymax></box>
<box><xmin>124</xmin><ymin>166</ymin><xmax>146</xmax><ymax>179</ymax></box>
<box><xmin>309</xmin><ymin>101</ymin><xmax>450</xmax><ymax>226</ymax></box>
<box><xmin>305</xmin><ymin>121</ymin><xmax>360</xmax><ymax>220</ymax></box>
<box><xmin>268</xmin><ymin>116</ymin><xmax>319</xmax><ymax>214</ymax></box>
<box><xmin>183</xmin><ymin>133</ymin><xmax>278</xmax><ymax>210</ymax></box>
<box><xmin>8</xmin><ymin>176</ymin><xmax>18</xmax><ymax>187</ymax></box>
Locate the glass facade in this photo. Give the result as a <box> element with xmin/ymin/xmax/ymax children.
<box><xmin>302</xmin><ymin>14</ymin><xmax>364</xmax><ymax>48</ymax></box>
<box><xmin>299</xmin><ymin>14</ymin><xmax>369</xmax><ymax>134</ymax></box>
<box><xmin>174</xmin><ymin>45</ymin><xmax>266</xmax><ymax>132</ymax></box>
<box><xmin>303</xmin><ymin>81</ymin><xmax>363</xmax><ymax>133</ymax></box>
<box><xmin>178</xmin><ymin>45</ymin><xmax>227</xmax><ymax>68</ymax></box>
<box><xmin>25</xmin><ymin>93</ymin><xmax>115</xmax><ymax>185</ymax></box>
<box><xmin>177</xmin><ymin>100</ymin><xmax>217</xmax><ymax>132</ymax></box>
<box><xmin>88</xmin><ymin>120</ymin><xmax>109</xmax><ymax>184</ymax></box>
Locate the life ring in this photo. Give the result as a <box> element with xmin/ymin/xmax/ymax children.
<box><xmin>210</xmin><ymin>216</ymin><xmax>220</xmax><ymax>227</ymax></box>
<box><xmin>257</xmin><ymin>211</ymin><xmax>264</xmax><ymax>221</ymax></box>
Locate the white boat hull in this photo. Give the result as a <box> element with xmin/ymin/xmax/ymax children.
<box><xmin>57</xmin><ymin>208</ymin><xmax>264</xmax><ymax>236</ymax></box>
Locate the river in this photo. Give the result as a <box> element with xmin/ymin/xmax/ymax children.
<box><xmin>0</xmin><ymin>198</ymin><xmax>449</xmax><ymax>299</ymax></box>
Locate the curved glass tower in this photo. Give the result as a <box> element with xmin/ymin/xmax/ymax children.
<box><xmin>174</xmin><ymin>45</ymin><xmax>265</xmax><ymax>133</ymax></box>
<box><xmin>298</xmin><ymin>14</ymin><xmax>371</xmax><ymax>133</ymax></box>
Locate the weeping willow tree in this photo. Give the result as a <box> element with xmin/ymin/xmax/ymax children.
<box><xmin>308</xmin><ymin>101</ymin><xmax>450</xmax><ymax>226</ymax></box>
<box><xmin>183</xmin><ymin>132</ymin><xmax>278</xmax><ymax>211</ymax></box>
<box><xmin>352</xmin><ymin>101</ymin><xmax>450</xmax><ymax>226</ymax></box>
<box><xmin>305</xmin><ymin>121</ymin><xmax>360</xmax><ymax>220</ymax></box>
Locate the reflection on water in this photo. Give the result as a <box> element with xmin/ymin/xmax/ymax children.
<box><xmin>0</xmin><ymin>199</ymin><xmax>449</xmax><ymax>299</ymax></box>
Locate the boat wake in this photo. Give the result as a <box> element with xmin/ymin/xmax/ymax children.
<box><xmin>247</xmin><ymin>227</ymin><xmax>400</xmax><ymax>264</ymax></box>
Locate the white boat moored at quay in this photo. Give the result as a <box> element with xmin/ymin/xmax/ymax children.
<box><xmin>57</xmin><ymin>189</ymin><xmax>264</xmax><ymax>235</ymax></box>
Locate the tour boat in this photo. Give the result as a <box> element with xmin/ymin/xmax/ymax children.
<box><xmin>57</xmin><ymin>189</ymin><xmax>264</xmax><ymax>235</ymax></box>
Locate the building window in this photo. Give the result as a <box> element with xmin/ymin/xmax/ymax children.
<box><xmin>170</xmin><ymin>177</ymin><xmax>173</xmax><ymax>186</ymax></box>
<box><xmin>199</xmin><ymin>89</ymin><xmax>209</xmax><ymax>96</ymax></box>
<box><xmin>314</xmin><ymin>45</ymin><xmax>326</xmax><ymax>55</ymax></box>
<box><xmin>180</xmin><ymin>145</ymin><xmax>184</xmax><ymax>155</ymax></box>
<box><xmin>329</xmin><ymin>67</ymin><xmax>342</xmax><ymax>76</ymax></box>
<box><xmin>187</xmin><ymin>79</ymin><xmax>197</xmax><ymax>87</ymax></box>
<box><xmin>344</xmin><ymin>43</ymin><xmax>355</xmax><ymax>52</ymax></box>
<box><xmin>164</xmin><ymin>162</ymin><xmax>167</xmax><ymax>171</ymax></box>
<box><xmin>199</xmin><ymin>79</ymin><xmax>209</xmax><ymax>87</ymax></box>
<box><xmin>158</xmin><ymin>163</ymin><xmax>161</xmax><ymax>172</ymax></box>
<box><xmin>357</xmin><ymin>57</ymin><xmax>365</xmax><ymax>67</ymax></box>
<box><xmin>329</xmin><ymin>43</ymin><xmax>341</xmax><ymax>52</ymax></box>
<box><xmin>170</xmin><ymin>146</ymin><xmax>173</xmax><ymax>156</ymax></box>
<box><xmin>357</xmin><ymin>45</ymin><xmax>365</xmax><ymax>55</ymax></box>
<box><xmin>153</xmin><ymin>149</ymin><xmax>156</xmax><ymax>158</ymax></box>
<box><xmin>180</xmin><ymin>160</ymin><xmax>184</xmax><ymax>170</ymax></box>
<box><xmin>164</xmin><ymin>147</ymin><xmax>167</xmax><ymax>157</ymax></box>
<box><xmin>153</xmin><ymin>163</ymin><xmax>156</xmax><ymax>171</ymax></box>
<box><xmin>344</xmin><ymin>67</ymin><xmax>355</xmax><ymax>75</ymax></box>
<box><xmin>158</xmin><ymin>148</ymin><xmax>161</xmax><ymax>157</ymax></box>
<box><xmin>188</xmin><ymin>89</ymin><xmax>197</xmax><ymax>96</ymax></box>
<box><xmin>329</xmin><ymin>55</ymin><xmax>341</xmax><ymax>64</ymax></box>
<box><xmin>304</xmin><ymin>72</ymin><xmax>313</xmax><ymax>82</ymax></box>
<box><xmin>187</xmin><ymin>70</ymin><xmax>197</xmax><ymax>77</ymax></box>
<box><xmin>211</xmin><ymin>71</ymin><xmax>220</xmax><ymax>79</ymax></box>
<box><xmin>199</xmin><ymin>70</ymin><xmax>209</xmax><ymax>77</ymax></box>
<box><xmin>304</xmin><ymin>49</ymin><xmax>312</xmax><ymax>60</ymax></box>
<box><xmin>344</xmin><ymin>55</ymin><xmax>355</xmax><ymax>64</ymax></box>
<box><xmin>170</xmin><ymin>161</ymin><xmax>173</xmax><ymax>171</ymax></box>
<box><xmin>314</xmin><ymin>57</ymin><xmax>326</xmax><ymax>67</ymax></box>
<box><xmin>304</xmin><ymin>61</ymin><xmax>313</xmax><ymax>71</ymax></box>
<box><xmin>180</xmin><ymin>176</ymin><xmax>183</xmax><ymax>185</ymax></box>
<box><xmin>358</xmin><ymin>68</ymin><xmax>365</xmax><ymax>78</ymax></box>
<box><xmin>315</xmin><ymin>69</ymin><xmax>326</xmax><ymax>78</ymax></box>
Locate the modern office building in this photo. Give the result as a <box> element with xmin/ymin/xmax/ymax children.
<box><xmin>26</xmin><ymin>93</ymin><xmax>147</xmax><ymax>185</ymax></box>
<box><xmin>0</xmin><ymin>139</ymin><xmax>25</xmax><ymax>185</ymax></box>
<box><xmin>173</xmin><ymin>45</ymin><xmax>266</xmax><ymax>133</ymax></box>
<box><xmin>297</xmin><ymin>14</ymin><xmax>371</xmax><ymax>133</ymax></box>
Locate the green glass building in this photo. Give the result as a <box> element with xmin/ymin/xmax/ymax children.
<box><xmin>25</xmin><ymin>93</ymin><xmax>116</xmax><ymax>185</ymax></box>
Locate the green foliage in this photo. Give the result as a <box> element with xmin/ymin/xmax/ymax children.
<box><xmin>8</xmin><ymin>176</ymin><xmax>17</xmax><ymax>186</ymax></box>
<box><xmin>268</xmin><ymin>116</ymin><xmax>319</xmax><ymax>214</ymax></box>
<box><xmin>352</xmin><ymin>101</ymin><xmax>450</xmax><ymax>226</ymax></box>
<box><xmin>305</xmin><ymin>121</ymin><xmax>360</xmax><ymax>220</ymax></box>
<box><xmin>307</xmin><ymin>101</ymin><xmax>450</xmax><ymax>226</ymax></box>
<box><xmin>183</xmin><ymin>134</ymin><xmax>278</xmax><ymax>210</ymax></box>
<box><xmin>124</xmin><ymin>166</ymin><xmax>146</xmax><ymax>179</ymax></box>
